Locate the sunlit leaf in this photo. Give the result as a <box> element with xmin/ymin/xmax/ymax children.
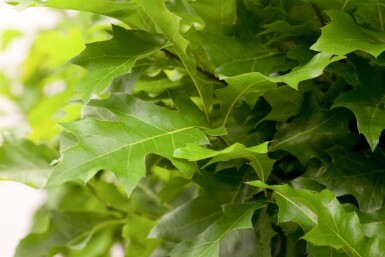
<box><xmin>311</xmin><ymin>10</ymin><xmax>385</xmax><ymax>57</ymax></box>
<box><xmin>48</xmin><ymin>93</ymin><xmax>209</xmax><ymax>195</ymax></box>
<box><xmin>174</xmin><ymin>142</ymin><xmax>273</xmax><ymax>182</ymax></box>
<box><xmin>71</xmin><ymin>25</ymin><xmax>166</xmax><ymax>101</ymax></box>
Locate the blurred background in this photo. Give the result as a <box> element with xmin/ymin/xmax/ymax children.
<box><xmin>0</xmin><ymin>3</ymin><xmax>112</xmax><ymax>256</ymax></box>
<box><xmin>0</xmin><ymin>4</ymin><xmax>59</xmax><ymax>257</ymax></box>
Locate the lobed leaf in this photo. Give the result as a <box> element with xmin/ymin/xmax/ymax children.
<box><xmin>333</xmin><ymin>83</ymin><xmax>385</xmax><ymax>150</ymax></box>
<box><xmin>315</xmin><ymin>146</ymin><xmax>385</xmax><ymax>212</ymax></box>
<box><xmin>174</xmin><ymin>142</ymin><xmax>274</xmax><ymax>182</ymax></box>
<box><xmin>217</xmin><ymin>53</ymin><xmax>343</xmax><ymax>125</ymax></box>
<box><xmin>48</xmin><ymin>93</ymin><xmax>210</xmax><ymax>195</ymax></box>
<box><xmin>269</xmin><ymin>93</ymin><xmax>357</xmax><ymax>164</ymax></box>
<box><xmin>136</xmin><ymin>0</ymin><xmax>213</xmax><ymax>119</ymax></box>
<box><xmin>169</xmin><ymin>202</ymin><xmax>266</xmax><ymax>257</ymax></box>
<box><xmin>250</xmin><ymin>181</ymin><xmax>385</xmax><ymax>257</ymax></box>
<box><xmin>71</xmin><ymin>26</ymin><xmax>167</xmax><ymax>101</ymax></box>
<box><xmin>311</xmin><ymin>10</ymin><xmax>385</xmax><ymax>57</ymax></box>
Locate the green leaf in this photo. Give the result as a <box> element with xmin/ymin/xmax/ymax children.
<box><xmin>268</xmin><ymin>53</ymin><xmax>345</xmax><ymax>89</ymax></box>
<box><xmin>190</xmin><ymin>0</ymin><xmax>237</xmax><ymax>34</ymax></box>
<box><xmin>250</xmin><ymin>181</ymin><xmax>384</xmax><ymax>257</ymax></box>
<box><xmin>15</xmin><ymin>210</ymin><xmax>119</xmax><ymax>257</ymax></box>
<box><xmin>333</xmin><ymin>82</ymin><xmax>385</xmax><ymax>151</ymax></box>
<box><xmin>48</xmin><ymin>93</ymin><xmax>209</xmax><ymax>195</ymax></box>
<box><xmin>315</xmin><ymin>146</ymin><xmax>385</xmax><ymax>212</ymax></box>
<box><xmin>189</xmin><ymin>30</ymin><xmax>294</xmax><ymax>77</ymax></box>
<box><xmin>136</xmin><ymin>0</ymin><xmax>213</xmax><ymax>119</ymax></box>
<box><xmin>216</xmin><ymin>73</ymin><xmax>276</xmax><ymax>125</ymax></box>
<box><xmin>262</xmin><ymin>85</ymin><xmax>302</xmax><ymax>122</ymax></box>
<box><xmin>149</xmin><ymin>195</ymin><xmax>224</xmax><ymax>242</ymax></box>
<box><xmin>71</xmin><ymin>25</ymin><xmax>166</xmax><ymax>101</ymax></box>
<box><xmin>169</xmin><ymin>202</ymin><xmax>266</xmax><ymax>257</ymax></box>
<box><xmin>123</xmin><ymin>215</ymin><xmax>161</xmax><ymax>257</ymax></box>
<box><xmin>269</xmin><ymin>93</ymin><xmax>356</xmax><ymax>164</ymax></box>
<box><xmin>219</xmin><ymin>229</ymin><xmax>259</xmax><ymax>257</ymax></box>
<box><xmin>311</xmin><ymin>10</ymin><xmax>385</xmax><ymax>57</ymax></box>
<box><xmin>174</xmin><ymin>142</ymin><xmax>274</xmax><ymax>182</ymax></box>
<box><xmin>0</xmin><ymin>135</ymin><xmax>56</xmax><ymax>187</ymax></box>
<box><xmin>217</xmin><ymin>53</ymin><xmax>343</xmax><ymax>125</ymax></box>
<box><xmin>150</xmin><ymin>169</ymin><xmax>253</xmax><ymax>242</ymax></box>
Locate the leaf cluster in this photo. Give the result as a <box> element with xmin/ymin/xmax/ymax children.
<box><xmin>2</xmin><ymin>0</ymin><xmax>385</xmax><ymax>256</ymax></box>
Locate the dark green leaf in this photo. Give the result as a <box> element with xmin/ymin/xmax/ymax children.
<box><xmin>333</xmin><ymin>81</ymin><xmax>385</xmax><ymax>150</ymax></box>
<box><xmin>250</xmin><ymin>181</ymin><xmax>385</xmax><ymax>257</ymax></box>
<box><xmin>314</xmin><ymin>146</ymin><xmax>385</xmax><ymax>212</ymax></box>
<box><xmin>169</xmin><ymin>202</ymin><xmax>266</xmax><ymax>257</ymax></box>
<box><xmin>270</xmin><ymin>93</ymin><xmax>356</xmax><ymax>164</ymax></box>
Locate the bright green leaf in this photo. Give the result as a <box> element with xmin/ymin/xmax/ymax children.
<box><xmin>311</xmin><ymin>10</ymin><xmax>385</xmax><ymax>57</ymax></box>
<box><xmin>71</xmin><ymin>25</ymin><xmax>166</xmax><ymax>101</ymax></box>
<box><xmin>136</xmin><ymin>0</ymin><xmax>213</xmax><ymax>119</ymax></box>
<box><xmin>48</xmin><ymin>93</ymin><xmax>209</xmax><ymax>195</ymax></box>
<box><xmin>190</xmin><ymin>0</ymin><xmax>236</xmax><ymax>34</ymax></box>
<box><xmin>174</xmin><ymin>142</ymin><xmax>274</xmax><ymax>182</ymax></box>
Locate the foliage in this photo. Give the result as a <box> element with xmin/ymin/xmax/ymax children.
<box><xmin>1</xmin><ymin>0</ymin><xmax>385</xmax><ymax>256</ymax></box>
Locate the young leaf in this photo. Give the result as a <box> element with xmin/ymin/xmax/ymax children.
<box><xmin>311</xmin><ymin>10</ymin><xmax>385</xmax><ymax>57</ymax></box>
<box><xmin>174</xmin><ymin>142</ymin><xmax>274</xmax><ymax>182</ymax></box>
<box><xmin>269</xmin><ymin>93</ymin><xmax>356</xmax><ymax>164</ymax></box>
<box><xmin>250</xmin><ymin>181</ymin><xmax>385</xmax><ymax>257</ymax></box>
<box><xmin>71</xmin><ymin>26</ymin><xmax>166</xmax><ymax>101</ymax></box>
<box><xmin>48</xmin><ymin>93</ymin><xmax>210</xmax><ymax>195</ymax></box>
<box><xmin>169</xmin><ymin>202</ymin><xmax>266</xmax><ymax>257</ymax></box>
<box><xmin>0</xmin><ymin>135</ymin><xmax>56</xmax><ymax>187</ymax></box>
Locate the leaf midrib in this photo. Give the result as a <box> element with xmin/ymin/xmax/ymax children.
<box><xmin>277</xmin><ymin>192</ymin><xmax>362</xmax><ymax>257</ymax></box>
